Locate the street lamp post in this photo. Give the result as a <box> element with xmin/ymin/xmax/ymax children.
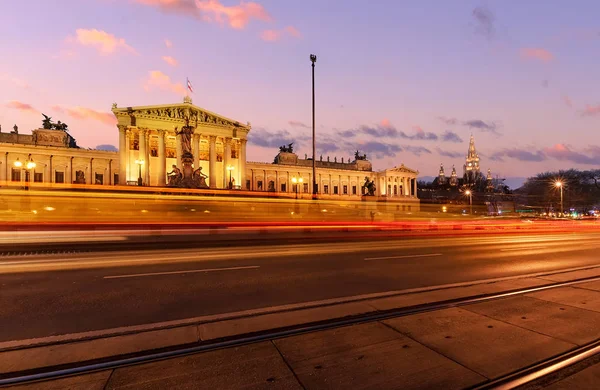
<box><xmin>555</xmin><ymin>181</ymin><xmax>564</xmax><ymax>216</ymax></box>
<box><xmin>292</xmin><ymin>176</ymin><xmax>304</xmax><ymax>199</ymax></box>
<box><xmin>14</xmin><ymin>155</ymin><xmax>36</xmax><ymax>190</ymax></box>
<box><xmin>465</xmin><ymin>190</ymin><xmax>473</xmax><ymax>215</ymax></box>
<box><xmin>135</xmin><ymin>159</ymin><xmax>144</xmax><ymax>186</ymax></box>
<box><xmin>227</xmin><ymin>165</ymin><xmax>234</xmax><ymax>189</ymax></box>
<box><xmin>310</xmin><ymin>54</ymin><xmax>317</xmax><ymax>199</ymax></box>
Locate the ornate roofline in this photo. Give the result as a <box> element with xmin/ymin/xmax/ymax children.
<box><xmin>111</xmin><ymin>100</ymin><xmax>251</xmax><ymax>131</ymax></box>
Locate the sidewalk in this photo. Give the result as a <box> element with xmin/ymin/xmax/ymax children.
<box><xmin>5</xmin><ymin>267</ymin><xmax>600</xmax><ymax>389</ymax></box>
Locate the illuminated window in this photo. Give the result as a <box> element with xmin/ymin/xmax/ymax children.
<box><xmin>303</xmin><ymin>183</ymin><xmax>309</xmax><ymax>193</ymax></box>
<box><xmin>343</xmin><ymin>185</ymin><xmax>348</xmax><ymax>195</ymax></box>
<box><xmin>95</xmin><ymin>173</ymin><xmax>103</xmax><ymax>185</ymax></box>
<box><xmin>257</xmin><ymin>180</ymin><xmax>263</xmax><ymax>190</ymax></box>
<box><xmin>324</xmin><ymin>185</ymin><xmax>329</xmax><ymax>194</ymax></box>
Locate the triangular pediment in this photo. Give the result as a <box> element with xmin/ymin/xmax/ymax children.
<box><xmin>112</xmin><ymin>102</ymin><xmax>250</xmax><ymax>130</ymax></box>
<box><xmin>381</xmin><ymin>164</ymin><xmax>419</xmax><ymax>175</ymax></box>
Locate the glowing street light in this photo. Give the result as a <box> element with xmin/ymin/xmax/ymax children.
<box><xmin>227</xmin><ymin>165</ymin><xmax>235</xmax><ymax>189</ymax></box>
<box><xmin>135</xmin><ymin>159</ymin><xmax>144</xmax><ymax>186</ymax></box>
<box><xmin>13</xmin><ymin>158</ymin><xmax>22</xmax><ymax>168</ymax></box>
<box><xmin>555</xmin><ymin>181</ymin><xmax>564</xmax><ymax>215</ymax></box>
<box><xmin>292</xmin><ymin>176</ymin><xmax>304</xmax><ymax>199</ymax></box>
<box><xmin>465</xmin><ymin>189</ymin><xmax>473</xmax><ymax>215</ymax></box>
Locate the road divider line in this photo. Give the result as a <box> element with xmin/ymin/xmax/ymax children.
<box><xmin>364</xmin><ymin>253</ymin><xmax>443</xmax><ymax>261</ymax></box>
<box><xmin>103</xmin><ymin>265</ymin><xmax>260</xmax><ymax>279</ymax></box>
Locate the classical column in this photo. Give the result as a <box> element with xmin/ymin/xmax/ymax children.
<box><xmin>145</xmin><ymin>131</ymin><xmax>150</xmax><ymax>185</ymax></box>
<box><xmin>339</xmin><ymin>174</ymin><xmax>342</xmax><ymax>195</ymax></box>
<box><xmin>138</xmin><ymin>129</ymin><xmax>146</xmax><ymax>185</ymax></box>
<box><xmin>125</xmin><ymin>129</ymin><xmax>131</xmax><ymax>183</ymax></box>
<box><xmin>68</xmin><ymin>157</ymin><xmax>74</xmax><ymax>184</ymax></box>
<box><xmin>176</xmin><ymin>130</ymin><xmax>182</xmax><ymax>169</ymax></box>
<box><xmin>193</xmin><ymin>133</ymin><xmax>200</xmax><ymax>169</ymax></box>
<box><xmin>209</xmin><ymin>135</ymin><xmax>217</xmax><ymax>188</ymax></box>
<box><xmin>108</xmin><ymin>160</ymin><xmax>112</xmax><ymax>185</ymax></box>
<box><xmin>404</xmin><ymin>177</ymin><xmax>409</xmax><ymax>196</ymax></box>
<box><xmin>240</xmin><ymin>139</ymin><xmax>247</xmax><ymax>191</ymax></box>
<box><xmin>158</xmin><ymin>130</ymin><xmax>166</xmax><ymax>186</ymax></box>
<box><xmin>223</xmin><ymin>137</ymin><xmax>231</xmax><ymax>188</ymax></box>
<box><xmin>413</xmin><ymin>178</ymin><xmax>417</xmax><ymax>197</ymax></box>
<box><xmin>118</xmin><ymin>126</ymin><xmax>127</xmax><ymax>184</ymax></box>
<box><xmin>49</xmin><ymin>156</ymin><xmax>53</xmax><ymax>183</ymax></box>
<box><xmin>275</xmin><ymin>171</ymin><xmax>279</xmax><ymax>192</ymax></box>
<box><xmin>89</xmin><ymin>158</ymin><xmax>94</xmax><ymax>184</ymax></box>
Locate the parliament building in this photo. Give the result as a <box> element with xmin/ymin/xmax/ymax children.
<box><xmin>0</xmin><ymin>98</ymin><xmax>419</xmax><ymax>205</ymax></box>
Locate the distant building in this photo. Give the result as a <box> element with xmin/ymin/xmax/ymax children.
<box><xmin>463</xmin><ymin>134</ymin><xmax>481</xmax><ymax>185</ymax></box>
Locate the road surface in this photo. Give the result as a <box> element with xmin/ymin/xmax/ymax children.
<box><xmin>1</xmin><ymin>231</ymin><xmax>600</xmax><ymax>342</ymax></box>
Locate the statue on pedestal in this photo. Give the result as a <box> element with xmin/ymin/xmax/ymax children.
<box><xmin>362</xmin><ymin>177</ymin><xmax>376</xmax><ymax>196</ymax></box>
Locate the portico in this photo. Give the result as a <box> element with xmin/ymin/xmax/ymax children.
<box><xmin>112</xmin><ymin>97</ymin><xmax>250</xmax><ymax>188</ymax></box>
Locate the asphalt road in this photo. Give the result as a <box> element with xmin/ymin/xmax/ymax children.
<box><xmin>2</xmin><ymin>231</ymin><xmax>600</xmax><ymax>342</ymax></box>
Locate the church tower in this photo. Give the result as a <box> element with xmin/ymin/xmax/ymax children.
<box><xmin>486</xmin><ymin>168</ymin><xmax>494</xmax><ymax>191</ymax></box>
<box><xmin>463</xmin><ymin>135</ymin><xmax>481</xmax><ymax>184</ymax></box>
<box><xmin>450</xmin><ymin>165</ymin><xmax>458</xmax><ymax>186</ymax></box>
<box><xmin>438</xmin><ymin>163</ymin><xmax>446</xmax><ymax>185</ymax></box>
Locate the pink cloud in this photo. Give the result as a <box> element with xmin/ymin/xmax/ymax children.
<box><xmin>582</xmin><ymin>104</ymin><xmax>600</xmax><ymax>116</ymax></box>
<box><xmin>196</xmin><ymin>0</ymin><xmax>272</xmax><ymax>29</ymax></box>
<box><xmin>5</xmin><ymin>101</ymin><xmax>37</xmax><ymax>113</ymax></box>
<box><xmin>520</xmin><ymin>47</ymin><xmax>554</xmax><ymax>62</ymax></box>
<box><xmin>0</xmin><ymin>73</ymin><xmax>30</xmax><ymax>89</ymax></box>
<box><xmin>164</xmin><ymin>39</ymin><xmax>173</xmax><ymax>48</ymax></box>
<box><xmin>543</xmin><ymin>143</ymin><xmax>600</xmax><ymax>165</ymax></box>
<box><xmin>380</xmin><ymin>118</ymin><xmax>392</xmax><ymax>128</ymax></box>
<box><xmin>562</xmin><ymin>95</ymin><xmax>573</xmax><ymax>108</ymax></box>
<box><xmin>260</xmin><ymin>29</ymin><xmax>280</xmax><ymax>42</ymax></box>
<box><xmin>68</xmin><ymin>28</ymin><xmax>137</xmax><ymax>55</ymax></box>
<box><xmin>285</xmin><ymin>25</ymin><xmax>301</xmax><ymax>38</ymax></box>
<box><xmin>260</xmin><ymin>25</ymin><xmax>302</xmax><ymax>42</ymax></box>
<box><xmin>162</xmin><ymin>55</ymin><xmax>178</xmax><ymax>66</ymax></box>
<box><xmin>51</xmin><ymin>105</ymin><xmax>117</xmax><ymax>126</ymax></box>
<box><xmin>143</xmin><ymin>70</ymin><xmax>186</xmax><ymax>95</ymax></box>
<box><xmin>134</xmin><ymin>0</ymin><xmax>272</xmax><ymax>29</ymax></box>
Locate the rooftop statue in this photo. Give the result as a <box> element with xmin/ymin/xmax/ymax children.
<box><xmin>279</xmin><ymin>142</ymin><xmax>294</xmax><ymax>153</ymax></box>
<box><xmin>354</xmin><ymin>150</ymin><xmax>367</xmax><ymax>161</ymax></box>
<box><xmin>41</xmin><ymin>114</ymin><xmax>69</xmax><ymax>131</ymax></box>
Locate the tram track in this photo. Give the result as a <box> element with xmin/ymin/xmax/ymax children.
<box><xmin>2</xmin><ymin>273</ymin><xmax>600</xmax><ymax>388</ymax></box>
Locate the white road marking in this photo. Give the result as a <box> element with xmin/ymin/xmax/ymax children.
<box><xmin>103</xmin><ymin>265</ymin><xmax>260</xmax><ymax>279</ymax></box>
<box><xmin>364</xmin><ymin>253</ymin><xmax>443</xmax><ymax>261</ymax></box>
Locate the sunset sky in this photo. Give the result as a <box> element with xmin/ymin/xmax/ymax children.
<box><xmin>2</xmin><ymin>0</ymin><xmax>599</xmax><ymax>186</ymax></box>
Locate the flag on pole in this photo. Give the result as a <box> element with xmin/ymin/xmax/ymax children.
<box><xmin>187</xmin><ymin>78</ymin><xmax>194</xmax><ymax>94</ymax></box>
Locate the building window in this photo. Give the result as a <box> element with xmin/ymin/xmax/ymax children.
<box><xmin>303</xmin><ymin>183</ymin><xmax>309</xmax><ymax>193</ymax></box>
<box><xmin>257</xmin><ymin>180</ymin><xmax>263</xmax><ymax>190</ymax></box>
<box><xmin>324</xmin><ymin>185</ymin><xmax>329</xmax><ymax>194</ymax></box>
<box><xmin>246</xmin><ymin>180</ymin><xmax>250</xmax><ymax>190</ymax></box>
<box><xmin>11</xmin><ymin>168</ymin><xmax>21</xmax><ymax>182</ymax></box>
<box><xmin>55</xmin><ymin>171</ymin><xmax>65</xmax><ymax>184</ymax></box>
<box><xmin>268</xmin><ymin>181</ymin><xmax>275</xmax><ymax>191</ymax></box>
<box><xmin>113</xmin><ymin>173</ymin><xmax>119</xmax><ymax>185</ymax></box>
<box><xmin>343</xmin><ymin>185</ymin><xmax>348</xmax><ymax>195</ymax></box>
<box><xmin>34</xmin><ymin>173</ymin><xmax>43</xmax><ymax>183</ymax></box>
<box><xmin>394</xmin><ymin>185</ymin><xmax>397</xmax><ymax>195</ymax></box>
<box><xmin>281</xmin><ymin>183</ymin><xmax>286</xmax><ymax>192</ymax></box>
<box><xmin>333</xmin><ymin>185</ymin><xmax>338</xmax><ymax>195</ymax></box>
<box><xmin>95</xmin><ymin>173</ymin><xmax>103</xmax><ymax>185</ymax></box>
<box><xmin>408</xmin><ymin>205</ymin><xmax>412</xmax><ymax>211</ymax></box>
<box><xmin>75</xmin><ymin>170</ymin><xmax>85</xmax><ymax>184</ymax></box>
<box><xmin>314</xmin><ymin>184</ymin><xmax>318</xmax><ymax>193</ymax></box>
<box><xmin>352</xmin><ymin>185</ymin><xmax>357</xmax><ymax>195</ymax></box>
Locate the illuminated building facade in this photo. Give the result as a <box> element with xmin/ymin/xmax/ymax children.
<box><xmin>0</xmin><ymin>98</ymin><xmax>419</xmax><ymax>204</ymax></box>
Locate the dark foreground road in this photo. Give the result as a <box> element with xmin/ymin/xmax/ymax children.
<box><xmin>1</xmin><ymin>231</ymin><xmax>600</xmax><ymax>342</ymax></box>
